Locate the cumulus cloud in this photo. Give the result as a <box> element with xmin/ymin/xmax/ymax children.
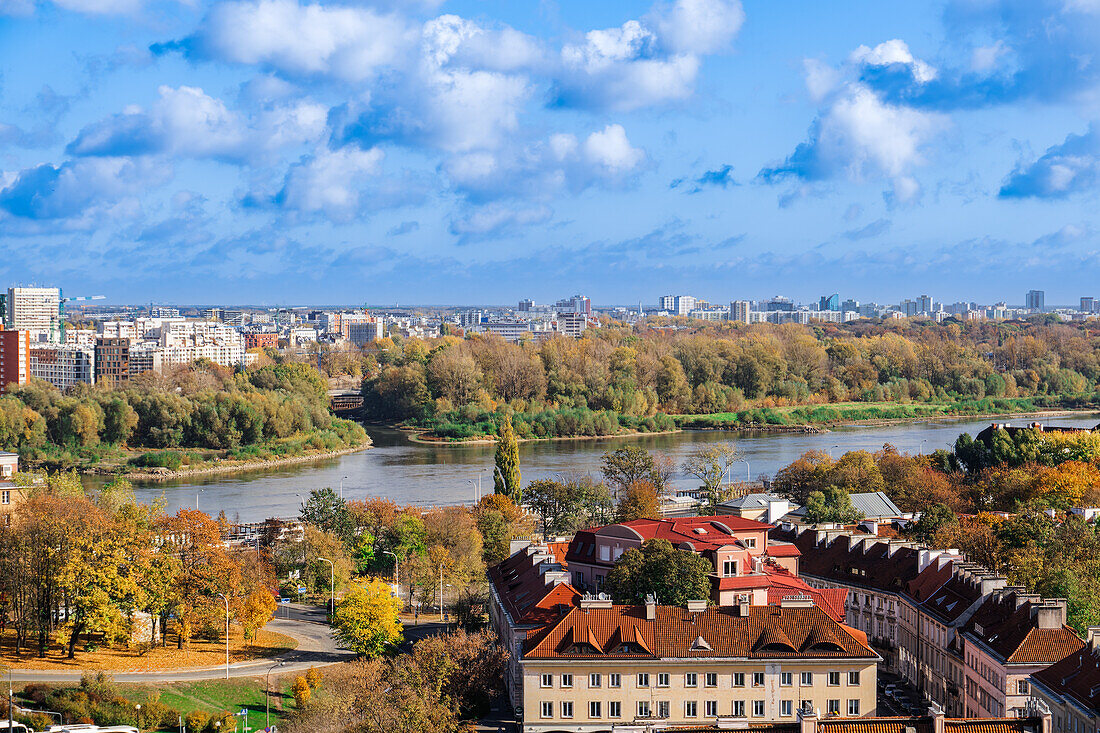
<box><xmin>272</xmin><ymin>145</ymin><xmax>385</xmax><ymax>221</ymax></box>
<box><xmin>165</xmin><ymin>0</ymin><xmax>415</xmax><ymax>82</ymax></box>
<box><xmin>850</xmin><ymin>39</ymin><xmax>937</xmax><ymax>83</ymax></box>
<box><xmin>67</xmin><ymin>85</ymin><xmax>326</xmax><ymax>163</ymax></box>
<box><xmin>450</xmin><ymin>202</ymin><xmax>552</xmax><ymax>240</ymax></box>
<box><xmin>999</xmin><ymin>124</ymin><xmax>1100</xmax><ymax>199</ymax></box>
<box><xmin>0</xmin><ymin>157</ymin><xmax>165</xmax><ymax>223</ymax></box>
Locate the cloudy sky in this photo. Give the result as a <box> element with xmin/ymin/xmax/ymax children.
<box><xmin>1</xmin><ymin>0</ymin><xmax>1099</xmax><ymax>306</ymax></box>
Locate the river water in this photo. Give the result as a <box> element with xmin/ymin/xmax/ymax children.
<box><xmin>122</xmin><ymin>413</ymin><xmax>1100</xmax><ymax>523</ymax></box>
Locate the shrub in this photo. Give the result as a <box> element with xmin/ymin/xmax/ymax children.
<box><xmin>293</xmin><ymin>676</ymin><xmax>311</xmax><ymax>707</ymax></box>
<box><xmin>305</xmin><ymin>666</ymin><xmax>322</xmax><ymax>691</ymax></box>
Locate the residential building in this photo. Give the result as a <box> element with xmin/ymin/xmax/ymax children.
<box><xmin>785</xmin><ymin>492</ymin><xmax>907</xmax><ymax>524</ymax></box>
<box><xmin>841</xmin><ymin>299</ymin><xmax>860</xmax><ymax>313</ymax></box>
<box><xmin>554</xmin><ymin>294</ymin><xmax>591</xmax><ymax>315</ymax></box>
<box><xmin>555</xmin><ymin>312</ymin><xmax>588</xmax><ymax>338</ymax></box>
<box><xmin>94</xmin><ymin>337</ymin><xmax>130</xmax><ymax>384</ymax></box>
<box><xmin>660</xmin><ymin>295</ymin><xmax>698</xmax><ymax>316</ymax></box>
<box><xmin>149</xmin><ymin>307</ymin><xmax>180</xmax><ymax>318</ymax></box>
<box><xmin>0</xmin><ymin>329</ymin><xmax>30</xmax><ymax>394</ymax></box>
<box><xmin>158</xmin><ymin>321</ymin><xmax>247</xmax><ymax>368</ymax></box>
<box><xmin>347</xmin><ymin>319</ymin><xmax>385</xmax><ymax>346</ymax></box>
<box><xmin>731</xmin><ymin>300</ymin><xmax>751</xmax><ymax>324</ymax></box>
<box><xmin>481</xmin><ymin>320</ymin><xmax>553</xmax><ymax>343</ymax></box>
<box><xmin>1026</xmin><ymin>290</ymin><xmax>1045</xmax><ymax>312</ymax></box>
<box><xmin>762</xmin><ymin>296</ymin><xmax>796</xmax><ymax>312</ymax></box>
<box><xmin>1080</xmin><ymin>297</ymin><xmax>1095</xmax><ymax>314</ymax></box>
<box><xmin>29</xmin><ymin>344</ymin><xmax>94</xmax><ymax>390</ymax></box>
<box><xmin>4</xmin><ymin>287</ymin><xmax>60</xmax><ymax>342</ymax></box>
<box><xmin>820</xmin><ymin>294</ymin><xmax>840</xmax><ymax>311</ymax></box>
<box><xmin>0</xmin><ymin>452</ymin><xmax>28</xmax><ymax>523</ymax></box>
<box><xmin>457</xmin><ymin>310</ymin><xmax>482</xmax><ymax>329</ymax></box>
<box><xmin>243</xmin><ymin>331</ymin><xmax>277</xmax><ymax>350</ymax></box>
<box><xmin>1029</xmin><ymin>627</ymin><xmax>1100</xmax><ymax>733</ymax></box>
<box><xmin>518</xmin><ymin>299</ymin><xmax>534</xmax><ymax>312</ymax></box>
<box><xmin>64</xmin><ymin>329</ymin><xmax>97</xmax><ymax>347</ymax></box>
<box><xmin>918</xmin><ymin>294</ymin><xmax>934</xmax><ymax>314</ymax></box>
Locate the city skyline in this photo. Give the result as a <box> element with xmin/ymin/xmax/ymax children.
<box><xmin>2</xmin><ymin>1</ymin><xmax>1100</xmax><ymax>303</ymax></box>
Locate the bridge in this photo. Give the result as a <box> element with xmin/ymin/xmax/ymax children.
<box><xmin>328</xmin><ymin>390</ymin><xmax>364</xmax><ymax>413</ymax></box>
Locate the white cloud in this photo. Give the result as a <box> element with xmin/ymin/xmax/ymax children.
<box><xmin>276</xmin><ymin>146</ymin><xmax>385</xmax><ymax>221</ymax></box>
<box><xmin>188</xmin><ymin>0</ymin><xmax>415</xmax><ymax>81</ymax></box>
<box><xmin>584</xmin><ymin>124</ymin><xmax>646</xmax><ymax>173</ymax></box>
<box><xmin>804</xmin><ymin>58</ymin><xmax>841</xmax><ymax>102</ymax></box>
<box><xmin>450</xmin><ymin>202</ymin><xmax>552</xmax><ymax>237</ymax></box>
<box><xmin>850</xmin><ymin>39</ymin><xmax>937</xmax><ymax>83</ymax></box>
<box><xmin>970</xmin><ymin>40</ymin><xmax>1009</xmax><ymax>73</ymax></box>
<box><xmin>653</xmin><ymin>0</ymin><xmax>745</xmax><ymax>55</ymax></box>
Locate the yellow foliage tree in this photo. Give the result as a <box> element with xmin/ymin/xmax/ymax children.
<box><xmin>1034</xmin><ymin>460</ymin><xmax>1100</xmax><ymax>508</ymax></box>
<box><xmin>238</xmin><ymin>588</ymin><xmax>277</xmax><ymax>642</ymax></box>
<box><xmin>331</xmin><ymin>577</ymin><xmax>403</xmax><ymax>657</ymax></box>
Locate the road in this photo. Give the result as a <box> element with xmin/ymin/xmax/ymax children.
<box><xmin>10</xmin><ymin>603</ymin><xmax>355</xmax><ymax>684</ymax></box>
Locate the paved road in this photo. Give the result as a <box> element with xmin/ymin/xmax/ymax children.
<box><xmin>10</xmin><ymin>604</ymin><xmax>355</xmax><ymax>684</ymax></box>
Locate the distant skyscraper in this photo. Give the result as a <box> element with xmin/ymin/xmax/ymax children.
<box><xmin>554</xmin><ymin>294</ymin><xmax>591</xmax><ymax>315</ymax></box>
<box><xmin>518</xmin><ymin>299</ymin><xmax>534</xmax><ymax>312</ymax></box>
<box><xmin>917</xmin><ymin>294</ymin><xmax>933</xmax><ymax>314</ymax></box>
<box><xmin>1026</xmin><ymin>290</ymin><xmax>1045</xmax><ymax>311</ymax></box>
<box><xmin>762</xmin><ymin>296</ymin><xmax>794</xmax><ymax>312</ymax></box>
<box><xmin>1081</xmin><ymin>297</ymin><xmax>1095</xmax><ymax>313</ymax></box>
<box><xmin>659</xmin><ymin>295</ymin><xmax>696</xmax><ymax>316</ymax></box>
<box><xmin>730</xmin><ymin>300</ymin><xmax>750</xmax><ymax>324</ymax></box>
<box><xmin>5</xmin><ymin>287</ymin><xmax>61</xmax><ymax>342</ymax></box>
<box><xmin>841</xmin><ymin>299</ymin><xmax>859</xmax><ymax>313</ymax></box>
<box><xmin>819</xmin><ymin>294</ymin><xmax>839</xmax><ymax>311</ymax></box>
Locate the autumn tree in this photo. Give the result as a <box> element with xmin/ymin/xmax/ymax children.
<box><xmin>803</xmin><ymin>487</ymin><xmax>864</xmax><ymax>525</ymax></box>
<box><xmin>601</xmin><ymin>447</ymin><xmax>671</xmax><ymax>495</ymax></box>
<box><xmin>681</xmin><ymin>443</ymin><xmax>742</xmax><ymax>513</ymax></box>
<box><xmin>604</xmin><ymin>539</ymin><xmax>712</xmax><ymax>606</ymax></box>
<box><xmin>616</xmin><ymin>480</ymin><xmax>661</xmax><ymax>521</ymax></box>
<box><xmin>493</xmin><ymin>414</ymin><xmax>521</xmax><ymax>502</ymax></box>
<box><xmin>332</xmin><ymin>578</ymin><xmax>403</xmax><ymax>657</ymax></box>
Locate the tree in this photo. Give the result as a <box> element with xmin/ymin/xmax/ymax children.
<box><xmin>300</xmin><ymin>488</ymin><xmax>354</xmax><ymax>544</ymax></box>
<box><xmin>493</xmin><ymin>414</ymin><xmax>521</xmax><ymax>503</ymax></box>
<box><xmin>604</xmin><ymin>539</ymin><xmax>712</xmax><ymax>606</ymax></box>
<box><xmin>681</xmin><ymin>443</ymin><xmax>742</xmax><ymax>513</ymax></box>
<box><xmin>601</xmin><ymin>447</ymin><xmax>669</xmax><ymax>495</ymax></box>
<box><xmin>238</xmin><ymin>587</ymin><xmax>277</xmax><ymax>642</ymax></box>
<box><xmin>616</xmin><ymin>480</ymin><xmax>661</xmax><ymax>521</ymax></box>
<box><xmin>803</xmin><ymin>487</ymin><xmax>864</xmax><ymax>525</ymax></box>
<box><xmin>772</xmin><ymin>450</ymin><xmax>833</xmax><ymax>504</ymax></box>
<box><xmin>332</xmin><ymin>578</ymin><xmax>403</xmax><ymax>657</ymax></box>
<box><xmin>909</xmin><ymin>503</ymin><xmax>957</xmax><ymax>544</ymax></box>
<box><xmin>524</xmin><ymin>477</ymin><xmax>613</xmax><ymax>537</ymax></box>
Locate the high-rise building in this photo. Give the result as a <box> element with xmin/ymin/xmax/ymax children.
<box><xmin>517</xmin><ymin>299</ymin><xmax>534</xmax><ymax>312</ymax></box>
<box><xmin>1081</xmin><ymin>297</ymin><xmax>1095</xmax><ymax>313</ymax></box>
<box><xmin>347</xmin><ymin>319</ymin><xmax>386</xmax><ymax>346</ymax></box>
<box><xmin>555</xmin><ymin>312</ymin><xmax>588</xmax><ymax>338</ymax></box>
<box><xmin>29</xmin><ymin>344</ymin><xmax>94</xmax><ymax>390</ymax></box>
<box><xmin>94</xmin><ymin>337</ymin><xmax>130</xmax><ymax>385</ymax></box>
<box><xmin>917</xmin><ymin>294</ymin><xmax>933</xmax><ymax>314</ymax></box>
<box><xmin>457</xmin><ymin>310</ymin><xmax>482</xmax><ymax>328</ymax></box>
<box><xmin>5</xmin><ymin>287</ymin><xmax>61</xmax><ymax>342</ymax></box>
<box><xmin>554</xmin><ymin>294</ymin><xmax>591</xmax><ymax>315</ymax></box>
<box><xmin>729</xmin><ymin>300</ymin><xmax>751</xmax><ymax>324</ymax></box>
<box><xmin>1026</xmin><ymin>290</ymin><xmax>1045</xmax><ymax>311</ymax></box>
<box><xmin>841</xmin><ymin>299</ymin><xmax>859</xmax><ymax>312</ymax></box>
<box><xmin>761</xmin><ymin>296</ymin><xmax>794</xmax><ymax>312</ymax></box>
<box><xmin>819</xmin><ymin>293</ymin><xmax>840</xmax><ymax>311</ymax></box>
<box><xmin>0</xmin><ymin>329</ymin><xmax>29</xmax><ymax>394</ymax></box>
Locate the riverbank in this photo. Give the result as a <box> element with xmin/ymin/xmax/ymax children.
<box><xmin>406</xmin><ymin>427</ymin><xmax>686</xmax><ymax>446</ymax></box>
<box><xmin>109</xmin><ymin>441</ymin><xmax>372</xmax><ymax>481</ymax></box>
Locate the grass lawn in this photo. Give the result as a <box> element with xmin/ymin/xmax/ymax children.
<box><xmin>121</xmin><ymin>677</ymin><xmax>298</xmax><ymax>731</ymax></box>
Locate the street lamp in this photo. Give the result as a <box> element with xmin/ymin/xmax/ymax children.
<box><xmin>919</xmin><ymin>439</ymin><xmax>928</xmax><ymax>456</ymax></box>
<box><xmin>135</xmin><ymin>704</ymin><xmax>141</xmax><ymax>732</ymax></box>
<box><xmin>737</xmin><ymin>458</ymin><xmax>751</xmax><ymax>483</ymax></box>
<box><xmin>317</xmin><ymin>557</ymin><xmax>335</xmax><ymax>614</ymax></box>
<box><xmin>382</xmin><ymin>550</ymin><xmax>399</xmax><ymax>594</ymax></box>
<box><xmin>339</xmin><ymin>476</ymin><xmax>349</xmax><ymax>499</ymax></box>
<box><xmin>265</xmin><ymin>659</ymin><xmax>285</xmax><ymax>728</ymax></box>
<box><xmin>439</xmin><ymin>564</ymin><xmax>445</xmax><ymax>622</ymax></box>
<box><xmin>196</xmin><ymin>488</ymin><xmax>204</xmax><ymax>511</ymax></box>
<box><xmin>216</xmin><ymin>592</ymin><xmax>230</xmax><ymax>680</ymax></box>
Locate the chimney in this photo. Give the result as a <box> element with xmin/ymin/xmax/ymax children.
<box><xmin>1087</xmin><ymin>626</ymin><xmax>1100</xmax><ymax>651</ymax></box>
<box><xmin>798</xmin><ymin>707</ymin><xmax>818</xmax><ymax>733</ymax></box>
<box><xmin>980</xmin><ymin>575</ymin><xmax>1007</xmax><ymax>596</ymax></box>
<box><xmin>686</xmin><ymin>599</ymin><xmax>707</xmax><ymax>613</ymax></box>
<box><xmin>737</xmin><ymin>599</ymin><xmax>751</xmax><ymax>617</ymax></box>
<box><xmin>929</xmin><ymin>702</ymin><xmax>945</xmax><ymax>733</ymax></box>
<box><xmin>509</xmin><ymin>539</ymin><xmax>532</xmax><ymax>557</ymax></box>
<box><xmin>579</xmin><ymin>593</ymin><xmax>612</xmax><ymax>610</ymax></box>
<box><xmin>1034</xmin><ymin>601</ymin><xmax>1067</xmax><ymax>629</ymax></box>
<box><xmin>645</xmin><ymin>594</ymin><xmax>657</xmax><ymax>621</ymax></box>
<box><xmin>767</xmin><ymin>499</ymin><xmax>790</xmax><ymax>524</ymax></box>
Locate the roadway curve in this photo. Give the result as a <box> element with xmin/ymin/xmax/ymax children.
<box><xmin>10</xmin><ymin>604</ymin><xmax>356</xmax><ymax>684</ymax></box>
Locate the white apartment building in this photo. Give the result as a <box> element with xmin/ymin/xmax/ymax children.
<box><xmin>5</xmin><ymin>287</ymin><xmax>60</xmax><ymax>342</ymax></box>
<box><xmin>158</xmin><ymin>321</ymin><xmax>247</xmax><ymax>368</ymax></box>
<box><xmin>29</xmin><ymin>344</ymin><xmax>95</xmax><ymax>390</ymax></box>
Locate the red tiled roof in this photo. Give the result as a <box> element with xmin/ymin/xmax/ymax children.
<box><xmin>766</xmin><ymin>541</ymin><xmax>802</xmax><ymax>557</ymax></box>
<box><xmin>964</xmin><ymin>592</ymin><xmax>1084</xmax><ymax>665</ymax></box>
<box><xmin>765</xmin><ymin>565</ymin><xmax>848</xmax><ymax>623</ymax></box>
<box><xmin>1033</xmin><ymin>642</ymin><xmax>1100</xmax><ymax>713</ymax></box>
<box><xmin>487</xmin><ymin>545</ymin><xmax>579</xmax><ymax>625</ymax></box>
<box><xmin>772</xmin><ymin>526</ymin><xmax>922</xmax><ymax>594</ymax></box>
<box><xmin>524</xmin><ymin>603</ymin><xmax>878</xmax><ymax>660</ymax></box>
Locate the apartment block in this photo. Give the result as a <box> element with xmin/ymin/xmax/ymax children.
<box><xmin>4</xmin><ymin>287</ymin><xmax>60</xmax><ymax>342</ymax></box>
<box><xmin>29</xmin><ymin>344</ymin><xmax>95</xmax><ymax>390</ymax></box>
<box><xmin>0</xmin><ymin>329</ymin><xmax>30</xmax><ymax>394</ymax></box>
<box><xmin>94</xmin><ymin>337</ymin><xmax>130</xmax><ymax>384</ymax></box>
<box><xmin>1029</xmin><ymin>627</ymin><xmax>1100</xmax><ymax>733</ymax></box>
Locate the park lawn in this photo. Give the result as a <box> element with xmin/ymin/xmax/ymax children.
<box><xmin>0</xmin><ymin>625</ymin><xmax>297</xmax><ymax>672</ymax></box>
<box><xmin>121</xmin><ymin>677</ymin><xmax>297</xmax><ymax>730</ymax></box>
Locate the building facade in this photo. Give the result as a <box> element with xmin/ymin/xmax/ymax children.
<box><xmin>1029</xmin><ymin>627</ymin><xmax>1100</xmax><ymax>733</ymax></box>
<box><xmin>4</xmin><ymin>287</ymin><xmax>60</xmax><ymax>342</ymax></box>
<box><xmin>94</xmin><ymin>336</ymin><xmax>130</xmax><ymax>384</ymax></box>
<box><xmin>29</xmin><ymin>344</ymin><xmax>95</xmax><ymax>390</ymax></box>
<box><xmin>0</xmin><ymin>329</ymin><xmax>30</xmax><ymax>394</ymax></box>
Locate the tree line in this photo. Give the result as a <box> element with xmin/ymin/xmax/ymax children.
<box><xmin>357</xmin><ymin>318</ymin><xmax>1100</xmax><ymax>438</ymax></box>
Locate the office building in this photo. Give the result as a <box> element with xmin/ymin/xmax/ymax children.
<box><xmin>347</xmin><ymin>319</ymin><xmax>385</xmax><ymax>346</ymax></box>
<box><xmin>730</xmin><ymin>300</ymin><xmax>751</xmax><ymax>324</ymax></box>
<box><xmin>94</xmin><ymin>337</ymin><xmax>130</xmax><ymax>384</ymax></box>
<box><xmin>29</xmin><ymin>344</ymin><xmax>94</xmax><ymax>390</ymax></box>
<box><xmin>820</xmin><ymin>294</ymin><xmax>840</xmax><ymax>311</ymax></box>
<box><xmin>554</xmin><ymin>294</ymin><xmax>592</xmax><ymax>315</ymax></box>
<box><xmin>1026</xmin><ymin>290</ymin><xmax>1045</xmax><ymax>312</ymax></box>
<box><xmin>4</xmin><ymin>287</ymin><xmax>61</xmax><ymax>342</ymax></box>
<box><xmin>0</xmin><ymin>329</ymin><xmax>30</xmax><ymax>394</ymax></box>
<box><xmin>1081</xmin><ymin>297</ymin><xmax>1095</xmax><ymax>313</ymax></box>
<box><xmin>762</xmin><ymin>296</ymin><xmax>795</xmax><ymax>312</ymax></box>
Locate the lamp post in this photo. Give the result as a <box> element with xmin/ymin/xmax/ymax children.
<box><xmin>439</xmin><ymin>564</ymin><xmax>444</xmax><ymax>622</ymax></box>
<box><xmin>135</xmin><ymin>704</ymin><xmax>141</xmax><ymax>732</ymax></box>
<box><xmin>317</xmin><ymin>557</ymin><xmax>335</xmax><ymax>615</ymax></box>
<box><xmin>737</xmin><ymin>458</ymin><xmax>751</xmax><ymax>483</ymax></box>
<box><xmin>919</xmin><ymin>439</ymin><xmax>928</xmax><ymax>456</ymax></box>
<box><xmin>196</xmin><ymin>488</ymin><xmax>204</xmax><ymax>511</ymax></box>
<box><xmin>216</xmin><ymin>592</ymin><xmax>230</xmax><ymax>679</ymax></box>
<box><xmin>382</xmin><ymin>550</ymin><xmax>399</xmax><ymax>594</ymax></box>
<box><xmin>339</xmin><ymin>475</ymin><xmax>349</xmax><ymax>499</ymax></box>
<box><xmin>265</xmin><ymin>659</ymin><xmax>285</xmax><ymax>728</ymax></box>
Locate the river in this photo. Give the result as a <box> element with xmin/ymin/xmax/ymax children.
<box><xmin>122</xmin><ymin>413</ymin><xmax>1100</xmax><ymax>522</ymax></box>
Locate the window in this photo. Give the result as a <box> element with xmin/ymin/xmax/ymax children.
<box><xmin>706</xmin><ymin>700</ymin><xmax>719</xmax><ymax>717</ymax></box>
<box><xmin>637</xmin><ymin>673</ymin><xmax>650</xmax><ymax>688</ymax></box>
<box><xmin>753</xmin><ymin>700</ymin><xmax>766</xmax><ymax>717</ymax></box>
<box><xmin>781</xmin><ymin>700</ymin><xmax>793</xmax><ymax>717</ymax></box>
<box><xmin>590</xmin><ymin>673</ymin><xmax>601</xmax><ymax>688</ymax></box>
<box><xmin>1</xmin><ymin>490</ymin><xmax>9</xmax><ymax>505</ymax></box>
<box><xmin>540</xmin><ymin>701</ymin><xmax>553</xmax><ymax>718</ymax></box>
<box><xmin>609</xmin><ymin>673</ymin><xmax>621</xmax><ymax>688</ymax></box>
<box><xmin>657</xmin><ymin>673</ymin><xmax>670</xmax><ymax>688</ymax></box>
<box><xmin>753</xmin><ymin>672</ymin><xmax>765</xmax><ymax>687</ymax></box>
<box><xmin>733</xmin><ymin>700</ymin><xmax>746</xmax><ymax>717</ymax></box>
<box><xmin>745</xmin><ymin>537</ymin><xmax>757</xmax><ymax>548</ymax></box>
<box><xmin>848</xmin><ymin>699</ymin><xmax>861</xmax><ymax>716</ymax></box>
<box><xmin>828</xmin><ymin>700</ymin><xmax>841</xmax><ymax>716</ymax></box>
<box><xmin>589</xmin><ymin>701</ymin><xmax>601</xmax><ymax>718</ymax></box>
<box><xmin>848</xmin><ymin>671</ymin><xmax>860</xmax><ymax>685</ymax></box>
<box><xmin>706</xmin><ymin>673</ymin><xmax>719</xmax><ymax>688</ymax></box>
<box><xmin>609</xmin><ymin>701</ymin><xmax>621</xmax><ymax>718</ymax></box>
<box><xmin>637</xmin><ymin>701</ymin><xmax>651</xmax><ymax>718</ymax></box>
<box><xmin>1017</xmin><ymin>680</ymin><xmax>1029</xmax><ymax>695</ymax></box>
<box><xmin>561</xmin><ymin>702</ymin><xmax>573</xmax><ymax>719</ymax></box>
<box><xmin>802</xmin><ymin>700</ymin><xmax>814</xmax><ymax>714</ymax></box>
<box><xmin>561</xmin><ymin>674</ymin><xmax>573</xmax><ymax>688</ymax></box>
<box><xmin>723</xmin><ymin>559</ymin><xmax>738</xmax><ymax>576</ymax></box>
<box><xmin>685</xmin><ymin>701</ymin><xmax>698</xmax><ymax>717</ymax></box>
<box><xmin>733</xmin><ymin>672</ymin><xmax>745</xmax><ymax>687</ymax></box>
<box><xmin>657</xmin><ymin>701</ymin><xmax>670</xmax><ymax>719</ymax></box>
<box><xmin>540</xmin><ymin>674</ymin><xmax>552</xmax><ymax>688</ymax></box>
<box><xmin>828</xmin><ymin>672</ymin><xmax>841</xmax><ymax>686</ymax></box>
<box><xmin>781</xmin><ymin>672</ymin><xmax>793</xmax><ymax>687</ymax></box>
<box><xmin>801</xmin><ymin>672</ymin><xmax>813</xmax><ymax>686</ymax></box>
<box><xmin>686</xmin><ymin>672</ymin><xmax>698</xmax><ymax>688</ymax></box>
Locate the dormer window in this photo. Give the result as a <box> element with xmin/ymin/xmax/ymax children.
<box><xmin>693</xmin><ymin>527</ymin><xmax>708</xmax><ymax>534</ymax></box>
<box><xmin>690</xmin><ymin>635</ymin><xmax>713</xmax><ymax>651</ymax></box>
<box><xmin>744</xmin><ymin>537</ymin><xmax>757</xmax><ymax>548</ymax></box>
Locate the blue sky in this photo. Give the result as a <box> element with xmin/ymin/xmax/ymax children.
<box><xmin>1</xmin><ymin>0</ymin><xmax>1099</xmax><ymax>306</ymax></box>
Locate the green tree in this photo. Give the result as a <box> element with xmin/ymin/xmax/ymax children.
<box><xmin>604</xmin><ymin>539</ymin><xmax>712</xmax><ymax>606</ymax></box>
<box><xmin>332</xmin><ymin>578</ymin><xmax>404</xmax><ymax>657</ymax></box>
<box><xmin>493</xmin><ymin>414</ymin><xmax>521</xmax><ymax>503</ymax></box>
<box><xmin>601</xmin><ymin>447</ymin><xmax>669</xmax><ymax>495</ymax></box>
<box><xmin>681</xmin><ymin>443</ymin><xmax>741</xmax><ymax>513</ymax></box>
<box><xmin>803</xmin><ymin>486</ymin><xmax>864</xmax><ymax>525</ymax></box>
<box><xmin>909</xmin><ymin>503</ymin><xmax>958</xmax><ymax>544</ymax></box>
<box><xmin>300</xmin><ymin>487</ymin><xmax>354</xmax><ymax>544</ymax></box>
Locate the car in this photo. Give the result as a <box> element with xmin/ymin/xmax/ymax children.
<box><xmin>884</xmin><ymin>684</ymin><xmax>898</xmax><ymax>695</ymax></box>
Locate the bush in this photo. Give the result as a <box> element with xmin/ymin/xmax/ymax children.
<box><xmin>293</xmin><ymin>676</ymin><xmax>311</xmax><ymax>707</ymax></box>
<box><xmin>129</xmin><ymin>451</ymin><xmax>183</xmax><ymax>470</ymax></box>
